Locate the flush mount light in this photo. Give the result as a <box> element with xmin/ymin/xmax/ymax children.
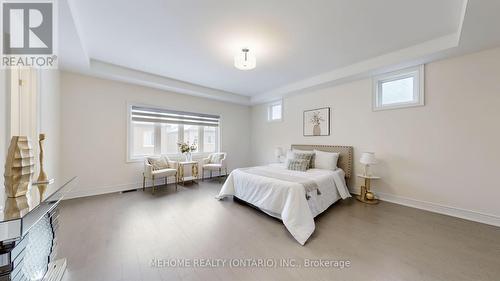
<box><xmin>234</xmin><ymin>48</ymin><xmax>256</xmax><ymax>70</ymax></box>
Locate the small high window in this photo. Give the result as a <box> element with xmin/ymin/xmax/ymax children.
<box><xmin>267</xmin><ymin>100</ymin><xmax>283</xmax><ymax>122</ymax></box>
<box><xmin>373</xmin><ymin>65</ymin><xmax>424</xmax><ymax>111</ymax></box>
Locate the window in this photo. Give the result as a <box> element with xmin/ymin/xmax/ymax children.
<box><xmin>373</xmin><ymin>65</ymin><xmax>424</xmax><ymax>111</ymax></box>
<box><xmin>183</xmin><ymin>125</ymin><xmax>199</xmax><ymax>153</ymax></box>
<box><xmin>143</xmin><ymin>131</ymin><xmax>154</xmax><ymax>148</ymax></box>
<box><xmin>132</xmin><ymin>122</ymin><xmax>155</xmax><ymax>156</ymax></box>
<box><xmin>128</xmin><ymin>105</ymin><xmax>220</xmax><ymax>160</ymax></box>
<box><xmin>267</xmin><ymin>100</ymin><xmax>283</xmax><ymax>121</ymax></box>
<box><xmin>160</xmin><ymin>124</ymin><xmax>179</xmax><ymax>154</ymax></box>
<box><xmin>203</xmin><ymin>126</ymin><xmax>218</xmax><ymax>153</ymax></box>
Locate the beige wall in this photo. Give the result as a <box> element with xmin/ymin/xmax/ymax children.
<box><xmin>0</xmin><ymin>70</ymin><xmax>7</xmax><ymax>189</ymax></box>
<box><xmin>250</xmin><ymin>47</ymin><xmax>500</xmax><ymax>224</ymax></box>
<box><xmin>60</xmin><ymin>72</ymin><xmax>251</xmax><ymax>197</ymax></box>
<box><xmin>39</xmin><ymin>70</ymin><xmax>62</xmax><ymax>181</ymax></box>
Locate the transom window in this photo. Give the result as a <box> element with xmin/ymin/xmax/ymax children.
<box><xmin>128</xmin><ymin>105</ymin><xmax>220</xmax><ymax>160</ymax></box>
<box><xmin>373</xmin><ymin>65</ymin><xmax>424</xmax><ymax>111</ymax></box>
<box><xmin>267</xmin><ymin>100</ymin><xmax>283</xmax><ymax>122</ymax></box>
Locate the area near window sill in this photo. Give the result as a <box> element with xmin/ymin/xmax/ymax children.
<box><xmin>126</xmin><ymin>153</ymin><xmax>215</xmax><ymax>163</ymax></box>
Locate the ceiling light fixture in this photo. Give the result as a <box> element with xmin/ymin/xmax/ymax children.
<box><xmin>234</xmin><ymin>48</ymin><xmax>256</xmax><ymax>70</ymax></box>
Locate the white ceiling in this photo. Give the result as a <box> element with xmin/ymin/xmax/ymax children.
<box><xmin>60</xmin><ymin>0</ymin><xmax>500</xmax><ymax>104</ymax></box>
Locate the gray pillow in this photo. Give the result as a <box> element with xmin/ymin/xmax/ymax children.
<box><xmin>293</xmin><ymin>152</ymin><xmax>314</xmax><ymax>169</ymax></box>
<box><xmin>287</xmin><ymin>159</ymin><xmax>309</xmax><ymax>171</ymax></box>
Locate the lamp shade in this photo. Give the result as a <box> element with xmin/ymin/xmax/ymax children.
<box><xmin>360</xmin><ymin>152</ymin><xmax>377</xmax><ymax>165</ymax></box>
<box><xmin>274</xmin><ymin>147</ymin><xmax>284</xmax><ymax>158</ymax></box>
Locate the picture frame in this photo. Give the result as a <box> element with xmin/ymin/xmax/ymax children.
<box><xmin>303</xmin><ymin>107</ymin><xmax>330</xmax><ymax>136</ymax></box>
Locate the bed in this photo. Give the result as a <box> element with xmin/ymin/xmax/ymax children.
<box><xmin>216</xmin><ymin>145</ymin><xmax>353</xmax><ymax>245</ymax></box>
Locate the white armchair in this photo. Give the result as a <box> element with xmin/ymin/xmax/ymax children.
<box><xmin>143</xmin><ymin>156</ymin><xmax>178</xmax><ymax>194</ymax></box>
<box><xmin>201</xmin><ymin>152</ymin><xmax>227</xmax><ymax>181</ymax></box>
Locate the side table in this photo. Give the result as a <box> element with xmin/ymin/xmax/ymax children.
<box><xmin>356</xmin><ymin>174</ymin><xmax>380</xmax><ymax>204</ymax></box>
<box><xmin>178</xmin><ymin>161</ymin><xmax>199</xmax><ymax>185</ymax></box>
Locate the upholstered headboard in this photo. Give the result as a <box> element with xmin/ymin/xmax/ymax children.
<box><xmin>291</xmin><ymin>144</ymin><xmax>354</xmax><ymax>179</ymax></box>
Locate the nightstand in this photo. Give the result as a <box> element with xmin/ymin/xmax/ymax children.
<box><xmin>356</xmin><ymin>174</ymin><xmax>380</xmax><ymax>204</ymax></box>
<box><xmin>178</xmin><ymin>161</ymin><xmax>199</xmax><ymax>185</ymax></box>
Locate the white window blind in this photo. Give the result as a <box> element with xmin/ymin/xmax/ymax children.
<box><xmin>128</xmin><ymin>105</ymin><xmax>220</xmax><ymax>160</ymax></box>
<box><xmin>131</xmin><ymin>106</ymin><xmax>220</xmax><ymax>127</ymax></box>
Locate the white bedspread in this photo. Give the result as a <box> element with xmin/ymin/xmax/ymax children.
<box><xmin>216</xmin><ymin>165</ymin><xmax>351</xmax><ymax>245</ymax></box>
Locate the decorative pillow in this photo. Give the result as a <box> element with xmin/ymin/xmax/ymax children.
<box><xmin>148</xmin><ymin>157</ymin><xmax>170</xmax><ymax>170</ymax></box>
<box><xmin>209</xmin><ymin>153</ymin><xmax>224</xmax><ymax>164</ymax></box>
<box><xmin>287</xmin><ymin>159</ymin><xmax>309</xmax><ymax>171</ymax></box>
<box><xmin>293</xmin><ymin>149</ymin><xmax>315</xmax><ymax>168</ymax></box>
<box><xmin>293</xmin><ymin>152</ymin><xmax>315</xmax><ymax>169</ymax></box>
<box><xmin>284</xmin><ymin>149</ymin><xmax>294</xmax><ymax>164</ymax></box>
<box><xmin>313</xmin><ymin>150</ymin><xmax>339</xmax><ymax>170</ymax></box>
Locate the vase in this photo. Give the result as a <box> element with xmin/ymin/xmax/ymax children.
<box><xmin>37</xmin><ymin>133</ymin><xmax>48</xmax><ymax>183</ymax></box>
<box><xmin>5</xmin><ymin>196</ymin><xmax>29</xmax><ymax>219</ymax></box>
<box><xmin>313</xmin><ymin>124</ymin><xmax>321</xmax><ymax>136</ymax></box>
<box><xmin>4</xmin><ymin>136</ymin><xmax>35</xmax><ymax>198</ymax></box>
<box><xmin>185</xmin><ymin>152</ymin><xmax>192</xmax><ymax>162</ymax></box>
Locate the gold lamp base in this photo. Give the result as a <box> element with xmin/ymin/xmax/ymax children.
<box><xmin>356</xmin><ymin>195</ymin><xmax>379</xmax><ymax>204</ymax></box>
<box><xmin>356</xmin><ymin>184</ymin><xmax>379</xmax><ymax>204</ymax></box>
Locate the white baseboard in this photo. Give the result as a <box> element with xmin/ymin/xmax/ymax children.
<box><xmin>64</xmin><ymin>173</ymin><xmax>226</xmax><ymax>200</ymax></box>
<box><xmin>66</xmin><ymin>182</ymin><xmax>499</xmax><ymax>227</ymax></box>
<box><xmin>349</xmin><ymin>188</ymin><xmax>500</xmax><ymax>227</ymax></box>
<box><xmin>64</xmin><ymin>177</ymin><xmax>170</xmax><ymax>199</ymax></box>
<box><xmin>64</xmin><ymin>182</ymin><xmax>139</xmax><ymax>199</ymax></box>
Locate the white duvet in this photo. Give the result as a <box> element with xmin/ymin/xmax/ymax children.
<box><xmin>216</xmin><ymin>165</ymin><xmax>351</xmax><ymax>245</ymax></box>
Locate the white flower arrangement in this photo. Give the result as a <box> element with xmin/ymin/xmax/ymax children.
<box><xmin>177</xmin><ymin>141</ymin><xmax>197</xmax><ymax>154</ymax></box>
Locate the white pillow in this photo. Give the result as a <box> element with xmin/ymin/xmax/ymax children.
<box><xmin>293</xmin><ymin>149</ymin><xmax>314</xmax><ymax>154</ymax></box>
<box><xmin>284</xmin><ymin>149</ymin><xmax>295</xmax><ymax>163</ymax></box>
<box><xmin>148</xmin><ymin>156</ymin><xmax>170</xmax><ymax>170</ymax></box>
<box><xmin>209</xmin><ymin>153</ymin><xmax>224</xmax><ymax>164</ymax></box>
<box><xmin>313</xmin><ymin>150</ymin><xmax>339</xmax><ymax>170</ymax></box>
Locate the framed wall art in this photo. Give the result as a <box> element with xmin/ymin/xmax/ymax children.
<box><xmin>303</xmin><ymin>107</ymin><xmax>330</xmax><ymax>136</ymax></box>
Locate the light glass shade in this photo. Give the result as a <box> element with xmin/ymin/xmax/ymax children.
<box><xmin>360</xmin><ymin>152</ymin><xmax>377</xmax><ymax>165</ymax></box>
<box><xmin>234</xmin><ymin>48</ymin><xmax>256</xmax><ymax>70</ymax></box>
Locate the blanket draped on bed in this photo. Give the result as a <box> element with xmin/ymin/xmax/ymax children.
<box><xmin>216</xmin><ymin>166</ymin><xmax>351</xmax><ymax>245</ymax></box>
<box><xmin>238</xmin><ymin>167</ymin><xmax>320</xmax><ymax>198</ymax></box>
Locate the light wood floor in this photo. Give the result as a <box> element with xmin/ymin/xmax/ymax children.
<box><xmin>58</xmin><ymin>180</ymin><xmax>500</xmax><ymax>281</ymax></box>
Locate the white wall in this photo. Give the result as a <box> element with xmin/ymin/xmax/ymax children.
<box><xmin>39</xmin><ymin>70</ymin><xmax>62</xmax><ymax>181</ymax></box>
<box><xmin>60</xmin><ymin>72</ymin><xmax>251</xmax><ymax>198</ymax></box>
<box><xmin>250</xmin><ymin>47</ymin><xmax>500</xmax><ymax>225</ymax></box>
<box><xmin>0</xmin><ymin>70</ymin><xmax>7</xmax><ymax>190</ymax></box>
